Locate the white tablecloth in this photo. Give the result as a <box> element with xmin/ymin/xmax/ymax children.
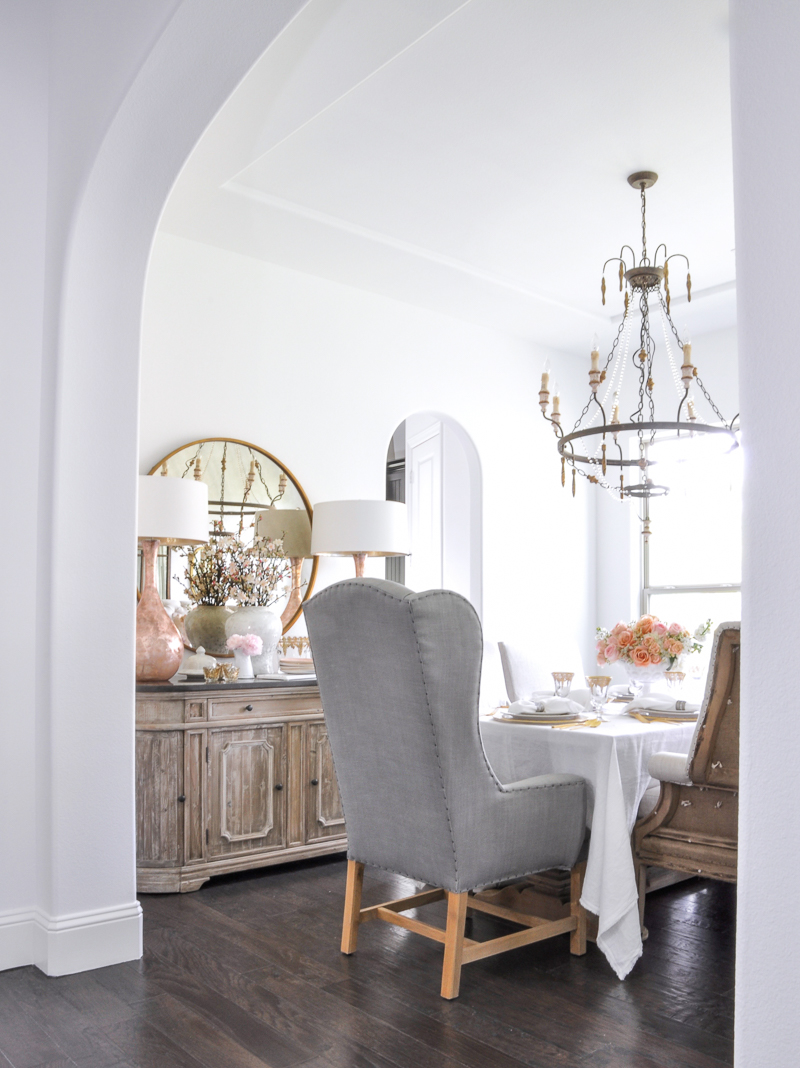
<box><xmin>480</xmin><ymin>712</ymin><xmax>696</xmax><ymax>979</ymax></box>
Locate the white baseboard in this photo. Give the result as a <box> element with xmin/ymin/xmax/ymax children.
<box><xmin>0</xmin><ymin>910</ymin><xmax>38</xmax><ymax>971</ymax></box>
<box><xmin>0</xmin><ymin>901</ymin><xmax>142</xmax><ymax>976</ymax></box>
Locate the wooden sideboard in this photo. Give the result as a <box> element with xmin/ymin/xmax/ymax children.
<box><xmin>136</xmin><ymin>679</ymin><xmax>346</xmax><ymax>892</ymax></box>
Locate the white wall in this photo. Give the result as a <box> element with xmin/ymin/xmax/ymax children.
<box><xmin>0</xmin><ymin>0</ymin><xmax>309</xmax><ymax>976</ymax></box>
<box><xmin>140</xmin><ymin>232</ymin><xmax>596</xmax><ymax>706</ymax></box>
<box><xmin>730</xmin><ymin>3</ymin><xmax>800</xmax><ymax>1065</ymax></box>
<box><xmin>0</xmin><ymin>0</ymin><xmax>47</xmax><ymax>965</ymax></box>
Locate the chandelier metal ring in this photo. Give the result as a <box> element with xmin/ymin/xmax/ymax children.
<box><xmin>557</xmin><ymin>421</ymin><xmax>738</xmax><ymax>469</ymax></box>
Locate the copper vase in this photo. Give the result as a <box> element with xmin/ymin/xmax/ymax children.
<box><xmin>136</xmin><ymin>538</ymin><xmax>183</xmax><ymax>683</ymax></box>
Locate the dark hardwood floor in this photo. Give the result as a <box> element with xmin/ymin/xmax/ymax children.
<box><xmin>0</xmin><ymin>857</ymin><xmax>735</xmax><ymax>1068</ymax></box>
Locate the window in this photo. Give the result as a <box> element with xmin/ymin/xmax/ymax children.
<box><xmin>642</xmin><ymin>434</ymin><xmax>742</xmax><ymax>644</ymax></box>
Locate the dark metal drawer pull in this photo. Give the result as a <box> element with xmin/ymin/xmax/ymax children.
<box><xmin>311</xmin><ymin>778</ymin><xmax>319</xmax><ymax>786</ymax></box>
<box><xmin>244</xmin><ymin>704</ymin><xmax>254</xmax><ymax>712</ymax></box>
<box><xmin>275</xmin><ymin>783</ymin><xmax>284</xmax><ymax>791</ymax></box>
<box><xmin>177</xmin><ymin>795</ymin><xmax>186</xmax><ymax>802</ymax></box>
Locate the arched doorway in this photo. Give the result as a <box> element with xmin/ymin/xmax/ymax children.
<box><xmin>25</xmin><ymin>3</ymin><xmax>308</xmax><ymax>975</ymax></box>
<box><xmin>386</xmin><ymin>412</ymin><xmax>482</xmax><ymax>617</ymax></box>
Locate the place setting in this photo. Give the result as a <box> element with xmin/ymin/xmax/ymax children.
<box><xmin>623</xmin><ymin>671</ymin><xmax>701</xmax><ymax>724</ymax></box>
<box><xmin>493</xmin><ymin>672</ymin><xmax>614</xmax><ymax>729</ymax></box>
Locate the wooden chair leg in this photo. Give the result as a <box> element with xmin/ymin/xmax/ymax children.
<box><xmin>570</xmin><ymin>861</ymin><xmax>587</xmax><ymax>956</ymax></box>
<box><xmin>341</xmin><ymin>860</ymin><xmax>365</xmax><ymax>954</ymax></box>
<box><xmin>636</xmin><ymin>862</ymin><xmax>649</xmax><ymax>941</ymax></box>
<box><xmin>440</xmin><ymin>891</ymin><xmax>468</xmax><ymax>999</ymax></box>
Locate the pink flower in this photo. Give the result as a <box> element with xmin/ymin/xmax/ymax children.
<box><xmin>650</xmin><ymin>652</ymin><xmax>662</xmax><ymax>665</ymax></box>
<box><xmin>653</xmin><ymin>622</ymin><xmax>667</xmax><ymax>636</ymax></box>
<box><xmin>596</xmin><ymin>648</ymin><xmax>607</xmax><ymax>665</ymax></box>
<box><xmin>226</xmin><ymin>633</ymin><xmax>263</xmax><ymax>656</ymax></box>
<box><xmin>605</xmin><ymin>644</ymin><xmax>620</xmax><ymax>662</ymax></box>
<box><xmin>611</xmin><ymin>622</ymin><xmax>627</xmax><ymax>636</ymax></box>
<box><xmin>617</xmin><ymin>629</ymin><xmax>634</xmax><ymax>648</ymax></box>
<box><xmin>632</xmin><ymin>646</ymin><xmax>650</xmax><ymax>666</ymax></box>
<box><xmin>668</xmin><ymin>622</ymin><xmax>682</xmax><ymax>636</ymax></box>
<box><xmin>667</xmin><ymin>639</ymin><xmax>684</xmax><ymax>657</ymax></box>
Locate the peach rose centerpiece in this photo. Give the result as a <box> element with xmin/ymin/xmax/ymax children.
<box><xmin>596</xmin><ymin>615</ymin><xmax>708</xmax><ymax>690</ymax></box>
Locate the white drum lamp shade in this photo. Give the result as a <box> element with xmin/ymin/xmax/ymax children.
<box><xmin>254</xmin><ymin>508</ymin><xmax>312</xmax><ymax>558</ymax></box>
<box><xmin>310</xmin><ymin>500</ymin><xmax>409</xmax><ymax>558</ymax></box>
<box><xmin>137</xmin><ymin>475</ymin><xmax>209</xmax><ymax>545</ymax></box>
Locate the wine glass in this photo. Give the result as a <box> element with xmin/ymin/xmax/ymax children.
<box><xmin>587</xmin><ymin>675</ymin><xmax>611</xmax><ymax>720</ymax></box>
<box><xmin>665</xmin><ymin>670</ymin><xmax>685</xmax><ymax>695</ymax></box>
<box><xmin>552</xmin><ymin>671</ymin><xmax>574</xmax><ymax>698</ymax></box>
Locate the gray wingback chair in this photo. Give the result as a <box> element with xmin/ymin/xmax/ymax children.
<box><xmin>304</xmin><ymin>578</ymin><xmax>588</xmax><ymax>998</ymax></box>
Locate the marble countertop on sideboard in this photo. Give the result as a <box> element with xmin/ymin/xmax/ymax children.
<box><xmin>137</xmin><ymin>677</ymin><xmax>318</xmax><ymax>694</ymax></box>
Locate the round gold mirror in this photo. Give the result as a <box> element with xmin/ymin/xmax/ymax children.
<box><xmin>148</xmin><ymin>439</ymin><xmax>317</xmax><ymax>648</ymax></box>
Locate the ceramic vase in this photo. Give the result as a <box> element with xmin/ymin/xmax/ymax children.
<box><xmin>225</xmin><ymin>606</ymin><xmax>282</xmax><ymax>676</ymax></box>
<box><xmin>184</xmin><ymin>605</ymin><xmax>233</xmax><ymax>657</ymax></box>
<box><xmin>232</xmin><ymin>648</ymin><xmax>254</xmax><ymax>680</ymax></box>
<box><xmin>624</xmin><ymin>661</ymin><xmax>668</xmax><ymax>696</ymax></box>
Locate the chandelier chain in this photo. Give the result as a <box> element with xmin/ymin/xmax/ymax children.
<box><xmin>657</xmin><ymin>290</ymin><xmax>728</xmax><ymax>425</ymax></box>
<box><xmin>640</xmin><ymin>184</ymin><xmax>648</xmax><ymax>263</ymax></box>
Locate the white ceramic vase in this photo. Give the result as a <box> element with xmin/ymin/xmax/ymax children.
<box><xmin>225</xmin><ymin>606</ymin><xmax>282</xmax><ymax>676</ymax></box>
<box><xmin>624</xmin><ymin>661</ymin><xmax>668</xmax><ymax>696</ymax></box>
<box><xmin>232</xmin><ymin>648</ymin><xmax>254</xmax><ymax>680</ymax></box>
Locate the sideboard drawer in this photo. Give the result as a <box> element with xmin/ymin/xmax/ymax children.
<box><xmin>208</xmin><ymin>692</ymin><xmax>322</xmax><ymax>720</ymax></box>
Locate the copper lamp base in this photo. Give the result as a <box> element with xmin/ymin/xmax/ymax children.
<box><xmin>136</xmin><ymin>538</ymin><xmax>183</xmax><ymax>683</ymax></box>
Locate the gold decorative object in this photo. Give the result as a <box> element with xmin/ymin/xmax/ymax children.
<box><xmin>203</xmin><ymin>664</ymin><xmax>223</xmax><ymax>682</ymax></box>
<box><xmin>221</xmin><ymin>664</ymin><xmax>240</xmax><ymax>682</ymax></box>
<box><xmin>539</xmin><ymin>171</ymin><xmax>738</xmax><ymax>501</ymax></box>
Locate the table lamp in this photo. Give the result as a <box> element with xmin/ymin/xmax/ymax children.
<box><xmin>137</xmin><ymin>475</ymin><xmax>209</xmax><ymax>683</ymax></box>
<box><xmin>254</xmin><ymin>507</ymin><xmax>313</xmax><ymax>626</ymax></box>
<box><xmin>310</xmin><ymin>500</ymin><xmax>409</xmax><ymax>577</ymax></box>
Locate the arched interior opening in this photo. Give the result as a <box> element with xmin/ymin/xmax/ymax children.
<box><xmin>385</xmin><ymin>412</ymin><xmax>482</xmax><ymax>617</ymax></box>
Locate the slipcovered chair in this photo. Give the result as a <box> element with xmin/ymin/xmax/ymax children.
<box><xmin>304</xmin><ymin>578</ymin><xmax>588</xmax><ymax>999</ymax></box>
<box><xmin>634</xmin><ymin>622</ymin><xmax>740</xmax><ymax>929</ymax></box>
<box><xmin>498</xmin><ymin>638</ymin><xmax>586</xmax><ymax>702</ymax></box>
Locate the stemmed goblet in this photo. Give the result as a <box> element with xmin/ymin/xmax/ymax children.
<box><xmin>586</xmin><ymin>675</ymin><xmax>611</xmax><ymax>721</ymax></box>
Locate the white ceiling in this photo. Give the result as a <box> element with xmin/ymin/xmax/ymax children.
<box><xmin>159</xmin><ymin>0</ymin><xmax>735</xmax><ymax>354</ymax></box>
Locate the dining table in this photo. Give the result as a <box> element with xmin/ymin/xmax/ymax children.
<box><xmin>480</xmin><ymin>708</ymin><xmax>697</xmax><ymax>979</ymax></box>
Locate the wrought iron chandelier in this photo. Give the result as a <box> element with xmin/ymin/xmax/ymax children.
<box><xmin>539</xmin><ymin>171</ymin><xmax>738</xmax><ymax>500</ymax></box>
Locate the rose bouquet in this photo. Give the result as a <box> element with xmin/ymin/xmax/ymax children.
<box><xmin>596</xmin><ymin>614</ymin><xmax>710</xmax><ymax>669</ymax></box>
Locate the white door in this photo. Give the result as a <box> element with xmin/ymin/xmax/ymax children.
<box><xmin>406</xmin><ymin>422</ymin><xmax>442</xmax><ymax>591</ymax></box>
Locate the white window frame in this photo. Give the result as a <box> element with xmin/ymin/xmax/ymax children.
<box><xmin>640</xmin><ymin>492</ymin><xmax>741</xmax><ymax>616</ymax></box>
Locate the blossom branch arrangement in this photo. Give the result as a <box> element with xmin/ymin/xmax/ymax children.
<box><xmin>596</xmin><ymin>614</ymin><xmax>711</xmax><ymax>669</ymax></box>
<box><xmin>178</xmin><ymin>523</ymin><xmax>239</xmax><ymax>606</ymax></box>
<box><xmin>226</xmin><ymin>633</ymin><xmax>263</xmax><ymax>657</ymax></box>
<box><xmin>177</xmin><ymin>523</ymin><xmax>297</xmax><ymax>609</ymax></box>
<box><xmin>228</xmin><ymin>535</ymin><xmax>294</xmax><ymax>608</ymax></box>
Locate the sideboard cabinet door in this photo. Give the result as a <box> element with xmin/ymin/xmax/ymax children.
<box><xmin>304</xmin><ymin>722</ymin><xmax>346</xmax><ymax>843</ymax></box>
<box><xmin>208</xmin><ymin>726</ymin><xmax>287</xmax><ymax>858</ymax></box>
<box><xmin>136</xmin><ymin>730</ymin><xmax>183</xmax><ymax>867</ymax></box>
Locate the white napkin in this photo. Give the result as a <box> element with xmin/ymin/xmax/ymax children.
<box><xmin>630</xmin><ymin>697</ymin><xmax>700</xmax><ymax>714</ymax></box>
<box><xmin>509</xmin><ymin>697</ymin><xmax>585</xmax><ymax>717</ymax></box>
